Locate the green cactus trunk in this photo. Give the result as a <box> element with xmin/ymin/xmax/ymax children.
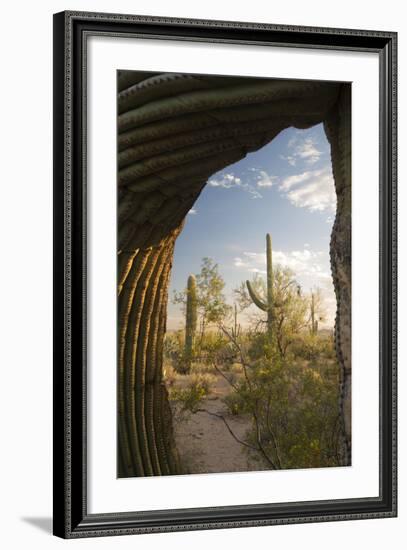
<box><xmin>246</xmin><ymin>233</ymin><xmax>274</xmax><ymax>341</ymax></box>
<box><xmin>266</xmin><ymin>233</ymin><xmax>273</xmax><ymax>340</ymax></box>
<box><xmin>184</xmin><ymin>274</ymin><xmax>197</xmax><ymax>372</ymax></box>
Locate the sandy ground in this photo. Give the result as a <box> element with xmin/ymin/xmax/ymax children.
<box><xmin>170</xmin><ymin>375</ymin><xmax>264</xmax><ymax>474</ymax></box>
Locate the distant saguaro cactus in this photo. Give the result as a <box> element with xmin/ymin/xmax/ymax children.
<box><xmin>310</xmin><ymin>292</ymin><xmax>318</xmax><ymax>334</ymax></box>
<box><xmin>246</xmin><ymin>233</ymin><xmax>274</xmax><ymax>340</ymax></box>
<box><xmin>184</xmin><ymin>274</ymin><xmax>197</xmax><ymax>372</ymax></box>
<box><xmin>231</xmin><ymin>303</ymin><xmax>241</xmax><ymax>339</ymax></box>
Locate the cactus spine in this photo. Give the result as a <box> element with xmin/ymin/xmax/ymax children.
<box><xmin>246</xmin><ymin>233</ymin><xmax>274</xmax><ymax>340</ymax></box>
<box><xmin>184</xmin><ymin>274</ymin><xmax>197</xmax><ymax>371</ymax></box>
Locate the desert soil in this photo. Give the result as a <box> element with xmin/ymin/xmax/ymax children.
<box><xmin>170</xmin><ymin>375</ymin><xmax>263</xmax><ymax>474</ymax></box>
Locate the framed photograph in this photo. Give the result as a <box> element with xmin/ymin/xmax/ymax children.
<box><xmin>53</xmin><ymin>10</ymin><xmax>397</xmax><ymax>538</ymax></box>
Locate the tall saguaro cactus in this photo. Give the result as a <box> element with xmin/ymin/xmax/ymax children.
<box><xmin>246</xmin><ymin>233</ymin><xmax>274</xmax><ymax>340</ymax></box>
<box><xmin>184</xmin><ymin>274</ymin><xmax>197</xmax><ymax>372</ymax></box>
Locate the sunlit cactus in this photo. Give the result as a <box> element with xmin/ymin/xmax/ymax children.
<box><xmin>246</xmin><ymin>233</ymin><xmax>274</xmax><ymax>340</ymax></box>
<box><xmin>184</xmin><ymin>274</ymin><xmax>197</xmax><ymax>372</ymax></box>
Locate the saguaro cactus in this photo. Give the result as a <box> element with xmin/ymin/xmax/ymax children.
<box><xmin>246</xmin><ymin>233</ymin><xmax>274</xmax><ymax>340</ymax></box>
<box><xmin>310</xmin><ymin>292</ymin><xmax>318</xmax><ymax>334</ymax></box>
<box><xmin>184</xmin><ymin>274</ymin><xmax>197</xmax><ymax>371</ymax></box>
<box><xmin>231</xmin><ymin>303</ymin><xmax>241</xmax><ymax>339</ymax></box>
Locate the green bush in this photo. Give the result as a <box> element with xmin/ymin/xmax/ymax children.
<box><xmin>220</xmin><ymin>346</ymin><xmax>341</xmax><ymax>469</ymax></box>
<box><xmin>291</xmin><ymin>331</ymin><xmax>336</xmax><ymax>362</ymax></box>
<box><xmin>223</xmin><ymin>391</ymin><xmax>244</xmax><ymax>416</ymax></box>
<box><xmin>169</xmin><ymin>373</ymin><xmax>215</xmax><ymax>413</ymax></box>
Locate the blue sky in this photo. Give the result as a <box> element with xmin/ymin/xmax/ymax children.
<box><xmin>167</xmin><ymin>123</ymin><xmax>337</xmax><ymax>330</ymax></box>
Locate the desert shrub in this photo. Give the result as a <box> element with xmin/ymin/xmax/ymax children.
<box><xmin>164</xmin><ymin>331</ymin><xmax>184</xmax><ymax>362</ymax></box>
<box><xmin>246</xmin><ymin>331</ymin><xmax>274</xmax><ymax>361</ymax></box>
<box><xmin>319</xmin><ymin>332</ymin><xmax>337</xmax><ymax>359</ymax></box>
<box><xmin>199</xmin><ymin>330</ymin><xmax>230</xmax><ymax>355</ymax></box>
<box><xmin>229</xmin><ymin>362</ymin><xmax>243</xmax><ymax>374</ymax></box>
<box><xmin>228</xmin><ymin>350</ymin><xmax>341</xmax><ymax>469</ymax></box>
<box><xmin>223</xmin><ymin>391</ymin><xmax>244</xmax><ymax>416</ymax></box>
<box><xmin>189</xmin><ymin>372</ymin><xmax>216</xmax><ymax>394</ymax></box>
<box><xmin>169</xmin><ymin>372</ymin><xmax>215</xmax><ymax>413</ymax></box>
<box><xmin>164</xmin><ymin>331</ymin><xmax>198</xmax><ymax>374</ymax></box>
<box><xmin>291</xmin><ymin>331</ymin><xmax>336</xmax><ymax>362</ymax></box>
<box><xmin>162</xmin><ymin>363</ymin><xmax>179</xmax><ymax>387</ymax></box>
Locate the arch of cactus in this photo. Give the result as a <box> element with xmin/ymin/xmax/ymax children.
<box><xmin>117</xmin><ymin>71</ymin><xmax>351</xmax><ymax>477</ymax></box>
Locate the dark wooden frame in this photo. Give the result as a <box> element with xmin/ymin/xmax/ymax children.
<box><xmin>53</xmin><ymin>10</ymin><xmax>397</xmax><ymax>538</ymax></box>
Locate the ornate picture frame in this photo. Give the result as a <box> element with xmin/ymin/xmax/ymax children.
<box><xmin>53</xmin><ymin>10</ymin><xmax>397</xmax><ymax>538</ymax></box>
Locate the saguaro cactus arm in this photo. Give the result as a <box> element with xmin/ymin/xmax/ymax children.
<box><xmin>246</xmin><ymin>280</ymin><xmax>268</xmax><ymax>311</ymax></box>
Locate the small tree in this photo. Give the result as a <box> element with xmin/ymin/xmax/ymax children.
<box><xmin>202</xmin><ymin>326</ymin><xmax>341</xmax><ymax>470</ymax></box>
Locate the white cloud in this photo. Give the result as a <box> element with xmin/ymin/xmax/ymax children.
<box><xmin>209</xmin><ymin>173</ymin><xmax>241</xmax><ymax>188</ymax></box>
<box><xmin>188</xmin><ymin>207</ymin><xmax>197</xmax><ymax>215</ymax></box>
<box><xmin>295</xmin><ymin>138</ymin><xmax>322</xmax><ymax>164</ymax></box>
<box><xmin>255</xmin><ymin>170</ymin><xmax>278</xmax><ymax>188</ymax></box>
<box><xmin>234</xmin><ymin>248</ymin><xmax>329</xmax><ymax>281</ymax></box>
<box><xmin>279</xmin><ymin>171</ymin><xmax>313</xmax><ymax>192</ymax></box>
<box><xmin>208</xmin><ymin>172</ymin><xmax>262</xmax><ymax>199</ymax></box>
<box><xmin>208</xmin><ymin>169</ymin><xmax>278</xmax><ymax>198</ymax></box>
<box><xmin>281</xmin><ymin>155</ymin><xmax>296</xmax><ymax>166</ymax></box>
<box><xmin>279</xmin><ymin>167</ymin><xmax>336</xmax><ymax>213</ymax></box>
<box><xmin>281</xmin><ymin>135</ymin><xmax>324</xmax><ymax>166</ymax></box>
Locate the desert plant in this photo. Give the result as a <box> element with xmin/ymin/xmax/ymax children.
<box><xmin>173</xmin><ymin>258</ymin><xmax>231</xmax><ymax>350</ymax></box>
<box><xmin>169</xmin><ymin>372</ymin><xmax>215</xmax><ymax>413</ymax></box>
<box><xmin>190</xmin><ymin>372</ymin><xmax>216</xmax><ymax>394</ymax></box>
<box><xmin>231</xmin><ymin>349</ymin><xmax>340</xmax><ymax>468</ymax></box>
<box><xmin>308</xmin><ymin>288</ymin><xmax>326</xmax><ymax>334</ymax></box>
<box><xmin>239</xmin><ymin>263</ymin><xmax>307</xmax><ymax>358</ymax></box>
<box><xmin>184</xmin><ymin>274</ymin><xmax>197</xmax><ymax>372</ymax></box>
<box><xmin>291</xmin><ymin>331</ymin><xmax>336</xmax><ymax>362</ymax></box>
<box><xmin>231</xmin><ymin>303</ymin><xmax>241</xmax><ymax>339</ymax></box>
<box><xmin>164</xmin><ymin>330</ymin><xmax>188</xmax><ymax>374</ymax></box>
<box><xmin>201</xmin><ymin>322</ymin><xmax>342</xmax><ymax>470</ymax></box>
<box><xmin>162</xmin><ymin>363</ymin><xmax>180</xmax><ymax>387</ymax></box>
